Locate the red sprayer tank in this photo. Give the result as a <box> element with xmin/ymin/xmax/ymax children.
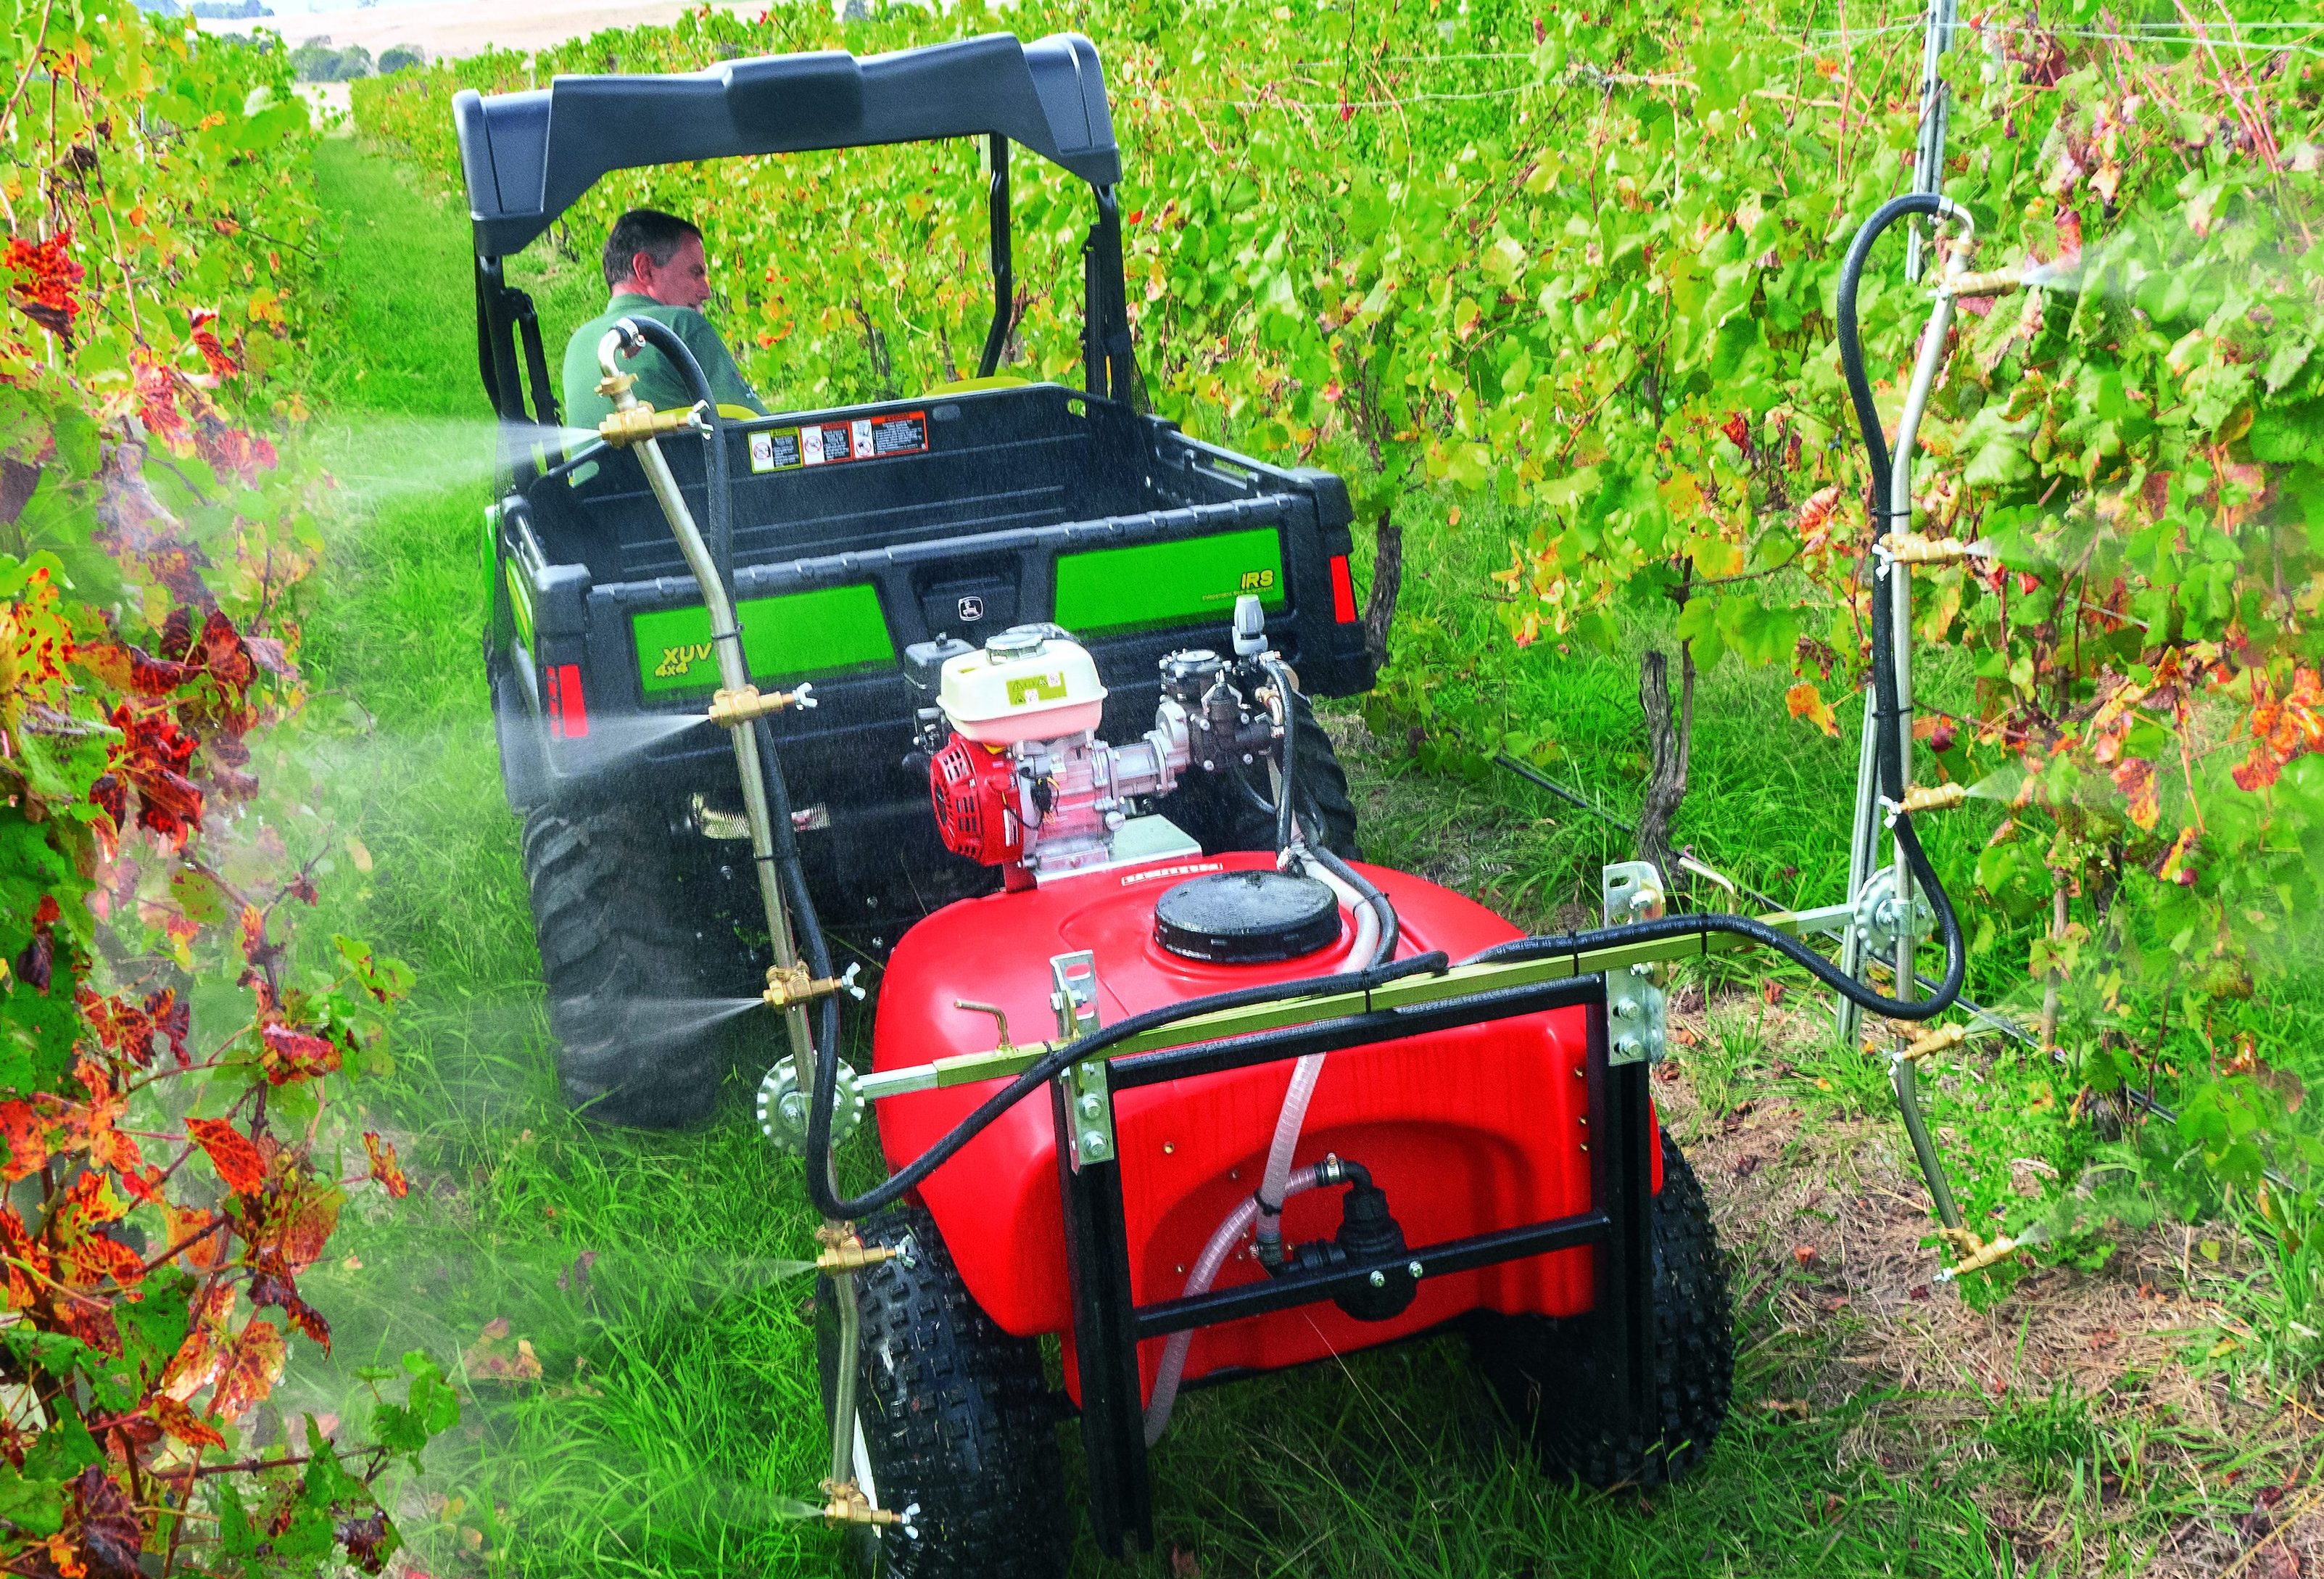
<box><xmin>873</xmin><ymin>849</ymin><xmax>1662</xmax><ymax>1405</ymax></box>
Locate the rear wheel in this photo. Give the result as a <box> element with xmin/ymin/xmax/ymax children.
<box><xmin>1469</xmin><ymin>1132</ymin><xmax>1733</xmax><ymax>1487</ymax></box>
<box><xmin>815</xmin><ymin>1208</ymin><xmax>1067</xmax><ymax>1579</ymax></box>
<box><xmin>519</xmin><ymin>799</ymin><xmax>758</xmax><ymax>1128</ymax></box>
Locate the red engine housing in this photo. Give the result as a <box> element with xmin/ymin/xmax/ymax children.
<box><xmin>872</xmin><ymin>849</ymin><xmax>1661</xmax><ymax>1406</ymax></box>
<box><xmin>929</xmin><ymin>735</ymin><xmax>1020</xmax><ymax>865</ymax></box>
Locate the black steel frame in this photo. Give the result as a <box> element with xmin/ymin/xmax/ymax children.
<box><xmin>1052</xmin><ymin>973</ymin><xmax>1655</xmax><ymax>1558</ymax></box>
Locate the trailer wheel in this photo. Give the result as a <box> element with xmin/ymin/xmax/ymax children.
<box><xmin>520</xmin><ymin>800</ymin><xmax>756</xmax><ymax>1128</ymax></box>
<box><xmin>815</xmin><ymin>1208</ymin><xmax>1067</xmax><ymax>1579</ymax></box>
<box><xmin>1173</xmin><ymin>690</ymin><xmax>1362</xmax><ymax>859</ymax></box>
<box><xmin>1470</xmin><ymin>1131</ymin><xmax>1733</xmax><ymax>1488</ymax></box>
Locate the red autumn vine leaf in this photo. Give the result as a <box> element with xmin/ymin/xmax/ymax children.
<box><xmin>4</xmin><ymin>228</ymin><xmax>84</xmax><ymax>345</ymax></box>
<box><xmin>65</xmin><ymin>1464</ymin><xmax>141</xmax><ymax>1579</ymax></box>
<box><xmin>258</xmin><ymin>1023</ymin><xmax>341</xmax><ymax>1086</ymax></box>
<box><xmin>207</xmin><ymin>1317</ymin><xmax>285</xmax><ymax>1420</ymax></box>
<box><xmin>152</xmin><ymin>1395</ymin><xmax>224</xmax><ymax>1451</ymax></box>
<box><xmin>184</xmin><ymin>1116</ymin><xmax>267</xmax><ymax>1195</ymax></box>
<box><xmin>362</xmin><ymin>1131</ymin><xmax>408</xmax><ymax>1199</ymax></box>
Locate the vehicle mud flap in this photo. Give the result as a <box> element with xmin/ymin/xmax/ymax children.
<box><xmin>1054</xmin><ymin>1079</ymin><xmax>1153</xmax><ymax>1557</ymax></box>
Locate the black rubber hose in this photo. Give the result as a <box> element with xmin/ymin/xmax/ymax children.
<box><xmin>803</xmin><ymin>952</ymin><xmax>1451</xmax><ymax>1222</ymax></box>
<box><xmin>616</xmin><ymin>316</ymin><xmax>735</xmax><ymax>599</ymax></box>
<box><xmin>1472</xmin><ymin>193</ymin><xmax>1964</xmax><ymax>1022</ymax></box>
<box><xmin>1303</xmin><ymin>836</ymin><xmax>1399</xmax><ymax>970</ymax></box>
<box><xmin>1264</xmin><ymin>658</ymin><xmax>1300</xmax><ymax>853</ymax></box>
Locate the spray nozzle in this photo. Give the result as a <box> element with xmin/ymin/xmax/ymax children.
<box><xmin>707</xmin><ymin>683</ymin><xmax>815</xmax><ymax>728</ymax></box>
<box><xmin>819</xmin><ymin>1479</ymin><xmax>919</xmax><ymax>1536</ymax></box>
<box><xmin>764</xmin><ymin>960</ymin><xmax>864</xmax><ymax>1008</ymax></box>
<box><xmin>1876</xmin><ymin>532</ymin><xmax>1978</xmax><ymax>568</ymax></box>
<box><xmin>598</xmin><ymin>401</ymin><xmax>707</xmax><ymax>448</ymax></box>
<box><xmin>1895</xmin><ymin>1022</ymin><xmax>1967</xmax><ymax>1063</ymax></box>
<box><xmin>1881</xmin><ymin>781</ymin><xmax>1969</xmax><ymax>826</ymax></box>
<box><xmin>812</xmin><ymin>1224</ymin><xmax>901</xmax><ymax>1275</ymax></box>
<box><xmin>1935</xmin><ymin>1219</ymin><xmax>2052</xmax><ymax>1282</ymax></box>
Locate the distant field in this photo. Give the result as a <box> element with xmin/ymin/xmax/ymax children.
<box><xmin>202</xmin><ymin>0</ymin><xmax>764</xmax><ymax>60</ymax></box>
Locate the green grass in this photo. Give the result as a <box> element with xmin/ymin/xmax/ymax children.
<box><xmin>289</xmin><ymin>136</ymin><xmax>2316</xmax><ymax>1578</ymax></box>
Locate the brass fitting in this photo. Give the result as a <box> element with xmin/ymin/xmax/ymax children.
<box><xmin>818</xmin><ymin>1479</ymin><xmax>903</xmax><ymax>1528</ymax></box>
<box><xmin>763</xmin><ymin>961</ymin><xmax>865</xmax><ymax>1009</ymax></box>
<box><xmin>1898</xmin><ymin>782</ymin><xmax>1968</xmax><ymax>816</ymax></box>
<box><xmin>1898</xmin><ymin>1022</ymin><xmax>1967</xmax><ymax>1063</ymax></box>
<box><xmin>1940</xmin><ymin>1230</ymin><xmax>2025</xmax><ymax>1278</ymax></box>
<box><xmin>1878</xmin><ymin>532</ymin><xmax>1974</xmax><ymax>566</ymax></box>
<box><xmin>706</xmin><ymin>683</ymin><xmax>815</xmax><ymax>728</ymax></box>
<box><xmin>811</xmin><ymin>1228</ymin><xmax>899</xmax><ymax>1276</ymax></box>
<box><xmin>597</xmin><ymin>401</ymin><xmax>704</xmax><ymax>448</ymax></box>
<box><xmin>1943</xmin><ymin>266</ymin><xmax>2030</xmax><ymax>299</ymax></box>
<box><xmin>595</xmin><ymin>370</ymin><xmax>637</xmax><ymax>400</ymax></box>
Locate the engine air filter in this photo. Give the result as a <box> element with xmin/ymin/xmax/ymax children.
<box><xmin>1154</xmin><ymin>870</ymin><xmax>1341</xmax><ymax>963</ymax></box>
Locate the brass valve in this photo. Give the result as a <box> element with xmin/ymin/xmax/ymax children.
<box><xmin>1898</xmin><ymin>1022</ymin><xmax>1967</xmax><ymax>1063</ymax></box>
<box><xmin>1898</xmin><ymin>782</ymin><xmax>1967</xmax><ymax>816</ymax></box>
<box><xmin>1942</xmin><ymin>266</ymin><xmax>2030</xmax><ymax>299</ymax></box>
<box><xmin>763</xmin><ymin>960</ymin><xmax>865</xmax><ymax>1009</ymax></box>
<box><xmin>707</xmin><ymin>683</ymin><xmax>816</xmax><ymax>727</ymax></box>
<box><xmin>818</xmin><ymin>1478</ymin><xmax>905</xmax><ymax>1528</ymax></box>
<box><xmin>1878</xmin><ymin>532</ymin><xmax>1974</xmax><ymax>566</ymax></box>
<box><xmin>812</xmin><ymin>1225</ymin><xmax>900</xmax><ymax>1275</ymax></box>
<box><xmin>1938</xmin><ymin>1229</ymin><xmax>2025</xmax><ymax>1279</ymax></box>
<box><xmin>597</xmin><ymin>401</ymin><xmax>704</xmax><ymax>448</ymax></box>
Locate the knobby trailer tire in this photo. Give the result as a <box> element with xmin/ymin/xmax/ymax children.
<box><xmin>815</xmin><ymin>1208</ymin><xmax>1068</xmax><ymax>1579</ymax></box>
<box><xmin>1469</xmin><ymin>1133</ymin><xmax>1734</xmax><ymax>1488</ymax></box>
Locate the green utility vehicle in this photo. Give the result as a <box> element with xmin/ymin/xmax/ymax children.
<box><xmin>458</xmin><ymin>33</ymin><xmax>1376</xmax><ymax>1124</ymax></box>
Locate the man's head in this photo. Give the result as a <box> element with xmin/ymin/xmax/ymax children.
<box><xmin>603</xmin><ymin>209</ymin><xmax>710</xmax><ymax>308</ymax></box>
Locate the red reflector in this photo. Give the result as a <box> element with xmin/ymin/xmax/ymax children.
<box><xmin>1328</xmin><ymin>555</ymin><xmax>1359</xmax><ymax>624</ymax></box>
<box><xmin>550</xmin><ymin>664</ymin><xmax>589</xmax><ymax>739</ymax></box>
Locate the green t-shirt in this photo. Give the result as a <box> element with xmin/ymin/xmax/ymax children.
<box><xmin>561</xmin><ymin>294</ymin><xmax>767</xmax><ymax>429</ymax></box>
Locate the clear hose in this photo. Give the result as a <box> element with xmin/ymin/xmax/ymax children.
<box><xmin>1143</xmin><ymin>1165</ymin><xmax>1326</xmax><ymax>1446</ymax></box>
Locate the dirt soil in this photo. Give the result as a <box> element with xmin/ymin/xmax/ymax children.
<box><xmin>1332</xmin><ymin>714</ymin><xmax>2324</xmax><ymax>1577</ymax></box>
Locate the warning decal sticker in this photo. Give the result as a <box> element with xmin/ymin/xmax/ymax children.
<box><xmin>766</xmin><ymin>411</ymin><xmax>930</xmax><ymax>469</ymax></box>
<box><xmin>748</xmin><ymin>429</ymin><xmax>803</xmax><ymax>472</ymax></box>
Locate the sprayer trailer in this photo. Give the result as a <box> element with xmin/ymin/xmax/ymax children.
<box><xmin>460</xmin><ymin>34</ymin><xmax>1372</xmax><ymax>1125</ymax></box>
<box><xmin>455</xmin><ymin>28</ymin><xmax>1998</xmax><ymax>1577</ymax></box>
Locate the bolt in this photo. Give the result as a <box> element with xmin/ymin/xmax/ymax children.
<box><xmin>1407</xmin><ymin>1261</ymin><xmax>1424</xmax><ymax>1280</ymax></box>
<box><xmin>1630</xmin><ymin>962</ymin><xmax>1653</xmax><ymax>978</ymax></box>
<box><xmin>1078</xmin><ymin>1094</ymin><xmax>1104</xmax><ymax>1121</ymax></box>
<box><xmin>780</xmin><ymin>1092</ymin><xmax>806</xmax><ymax>1123</ymax></box>
<box><xmin>1614</xmin><ymin>998</ymin><xmax>1641</xmax><ymax>1019</ymax></box>
<box><xmin>1574</xmin><ymin>1065</ymin><xmax>1586</xmax><ymax>1079</ymax></box>
<box><xmin>1368</xmin><ymin>1271</ymin><xmax>1386</xmax><ymax>1288</ymax></box>
<box><xmin>1616</xmin><ymin>1034</ymin><xmax>1642</xmax><ymax>1058</ymax></box>
<box><xmin>1579</xmin><ymin>1142</ymin><xmax>1589</xmax><ymax>1153</ymax></box>
<box><xmin>1080</xmin><ymin>1131</ymin><xmax>1109</xmax><ymax>1156</ymax></box>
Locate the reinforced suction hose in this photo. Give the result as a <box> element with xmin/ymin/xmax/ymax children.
<box><xmin>1143</xmin><ymin>1162</ymin><xmax>1330</xmax><ymax>1445</ymax></box>
<box><xmin>1473</xmin><ymin>195</ymin><xmax>1965</xmax><ymax>1022</ymax></box>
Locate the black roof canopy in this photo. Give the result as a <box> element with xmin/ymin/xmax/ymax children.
<box><xmin>455</xmin><ymin>30</ymin><xmax>1120</xmax><ymax>257</ymax></box>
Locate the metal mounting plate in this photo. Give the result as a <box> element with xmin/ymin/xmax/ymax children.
<box><xmin>1602</xmin><ymin>861</ymin><xmax>1668</xmax><ymax>1067</ymax></box>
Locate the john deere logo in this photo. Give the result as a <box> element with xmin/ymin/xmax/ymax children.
<box><xmin>957</xmin><ymin>594</ymin><xmax>985</xmax><ymax>622</ymax></box>
<box><xmin>1238</xmin><ymin>568</ymin><xmax>1276</xmax><ymax>593</ymax></box>
<box><xmin>656</xmin><ymin>642</ymin><xmax>715</xmax><ymax>679</ymax></box>
<box><xmin>1005</xmin><ymin>672</ymin><xmax>1069</xmax><ymax>706</ymax></box>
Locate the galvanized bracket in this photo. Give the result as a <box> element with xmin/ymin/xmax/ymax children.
<box><xmin>1051</xmin><ymin>951</ymin><xmax>1114</xmax><ymax>1168</ymax></box>
<box><xmin>1602</xmin><ymin>862</ymin><xmax>1668</xmax><ymax>1067</ymax></box>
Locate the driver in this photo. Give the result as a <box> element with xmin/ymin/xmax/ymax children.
<box><xmin>562</xmin><ymin>208</ymin><xmax>767</xmax><ymax>429</ymax></box>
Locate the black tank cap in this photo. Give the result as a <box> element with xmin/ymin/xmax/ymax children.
<box><xmin>1153</xmin><ymin>870</ymin><xmax>1341</xmax><ymax>963</ymax></box>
